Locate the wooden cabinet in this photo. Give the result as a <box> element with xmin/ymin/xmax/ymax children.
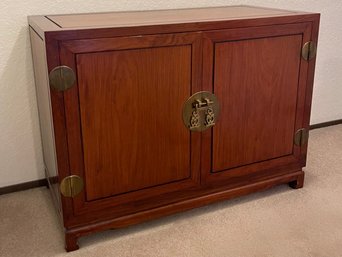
<box><xmin>29</xmin><ymin>6</ymin><xmax>320</xmax><ymax>251</ymax></box>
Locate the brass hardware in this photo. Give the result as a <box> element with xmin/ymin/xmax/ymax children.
<box><xmin>49</xmin><ymin>66</ymin><xmax>76</xmax><ymax>91</ymax></box>
<box><xmin>205</xmin><ymin>108</ymin><xmax>215</xmax><ymax>127</ymax></box>
<box><xmin>190</xmin><ymin>110</ymin><xmax>200</xmax><ymax>129</ymax></box>
<box><xmin>182</xmin><ymin>91</ymin><xmax>220</xmax><ymax>132</ymax></box>
<box><xmin>302</xmin><ymin>41</ymin><xmax>317</xmax><ymax>61</ymax></box>
<box><xmin>60</xmin><ymin>175</ymin><xmax>84</xmax><ymax>198</ymax></box>
<box><xmin>294</xmin><ymin>128</ymin><xmax>309</xmax><ymax>146</ymax></box>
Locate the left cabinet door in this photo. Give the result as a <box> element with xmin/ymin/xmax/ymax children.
<box><xmin>57</xmin><ymin>33</ymin><xmax>202</xmax><ymax>222</ymax></box>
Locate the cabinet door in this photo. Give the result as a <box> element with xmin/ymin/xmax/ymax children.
<box><xmin>202</xmin><ymin>23</ymin><xmax>313</xmax><ymax>183</ymax></box>
<box><xmin>59</xmin><ymin>33</ymin><xmax>201</xmax><ymax>219</ymax></box>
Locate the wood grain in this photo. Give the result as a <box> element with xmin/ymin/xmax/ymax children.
<box><xmin>46</xmin><ymin>6</ymin><xmax>296</xmax><ymax>29</ymax></box>
<box><xmin>28</xmin><ymin>16</ymin><xmax>61</xmax><ymax>39</ymax></box>
<box><xmin>44</xmin><ymin>33</ymin><xmax>77</xmax><ymax>227</ymax></box>
<box><xmin>77</xmin><ymin>46</ymin><xmax>192</xmax><ymax>200</ymax></box>
<box><xmin>59</xmin><ymin>33</ymin><xmax>202</xmax><ymax>218</ymax></box>
<box><xmin>200</xmin><ymin>23</ymin><xmax>313</xmax><ymax>186</ymax></box>
<box><xmin>28</xmin><ymin>6</ymin><xmax>319</xmax><ymax>44</ymax></box>
<box><xmin>212</xmin><ymin>35</ymin><xmax>302</xmax><ymax>171</ymax></box>
<box><xmin>301</xmin><ymin>16</ymin><xmax>320</xmax><ymax>164</ymax></box>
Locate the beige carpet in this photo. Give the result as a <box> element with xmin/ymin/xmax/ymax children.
<box><xmin>1</xmin><ymin>125</ymin><xmax>342</xmax><ymax>257</ymax></box>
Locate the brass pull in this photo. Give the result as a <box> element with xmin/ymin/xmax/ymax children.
<box><xmin>190</xmin><ymin>110</ymin><xmax>200</xmax><ymax>129</ymax></box>
<box><xmin>205</xmin><ymin>108</ymin><xmax>215</xmax><ymax>127</ymax></box>
<box><xmin>182</xmin><ymin>91</ymin><xmax>220</xmax><ymax>132</ymax></box>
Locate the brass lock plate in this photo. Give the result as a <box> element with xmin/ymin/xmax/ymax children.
<box><xmin>182</xmin><ymin>91</ymin><xmax>220</xmax><ymax>132</ymax></box>
<box><xmin>60</xmin><ymin>175</ymin><xmax>84</xmax><ymax>197</ymax></box>
<box><xmin>49</xmin><ymin>66</ymin><xmax>76</xmax><ymax>91</ymax></box>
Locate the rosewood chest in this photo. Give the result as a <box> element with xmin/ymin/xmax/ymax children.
<box><xmin>28</xmin><ymin>5</ymin><xmax>320</xmax><ymax>251</ymax></box>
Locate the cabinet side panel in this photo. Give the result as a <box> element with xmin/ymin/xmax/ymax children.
<box><xmin>29</xmin><ymin>28</ymin><xmax>62</xmax><ymax>214</ymax></box>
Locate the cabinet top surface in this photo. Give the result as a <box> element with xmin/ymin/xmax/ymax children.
<box><xmin>38</xmin><ymin>5</ymin><xmax>310</xmax><ymax>29</ymax></box>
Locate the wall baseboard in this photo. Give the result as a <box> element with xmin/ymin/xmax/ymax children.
<box><xmin>0</xmin><ymin>119</ymin><xmax>341</xmax><ymax>196</ymax></box>
<box><xmin>0</xmin><ymin>179</ymin><xmax>48</xmax><ymax>195</ymax></box>
<box><xmin>310</xmin><ymin>119</ymin><xmax>342</xmax><ymax>130</ymax></box>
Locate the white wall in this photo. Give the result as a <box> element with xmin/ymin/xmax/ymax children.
<box><xmin>0</xmin><ymin>0</ymin><xmax>341</xmax><ymax>187</ymax></box>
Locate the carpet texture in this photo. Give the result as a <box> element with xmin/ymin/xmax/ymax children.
<box><xmin>1</xmin><ymin>125</ymin><xmax>341</xmax><ymax>257</ymax></box>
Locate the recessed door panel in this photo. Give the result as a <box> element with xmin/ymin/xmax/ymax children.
<box><xmin>212</xmin><ymin>35</ymin><xmax>302</xmax><ymax>172</ymax></box>
<box><xmin>77</xmin><ymin>46</ymin><xmax>191</xmax><ymax>200</ymax></box>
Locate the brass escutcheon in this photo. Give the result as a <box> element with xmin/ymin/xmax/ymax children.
<box><xmin>182</xmin><ymin>91</ymin><xmax>219</xmax><ymax>132</ymax></box>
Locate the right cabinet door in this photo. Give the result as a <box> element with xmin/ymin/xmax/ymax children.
<box><xmin>202</xmin><ymin>23</ymin><xmax>314</xmax><ymax>183</ymax></box>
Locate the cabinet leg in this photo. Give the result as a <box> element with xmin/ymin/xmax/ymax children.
<box><xmin>65</xmin><ymin>232</ymin><xmax>79</xmax><ymax>252</ymax></box>
<box><xmin>289</xmin><ymin>171</ymin><xmax>305</xmax><ymax>189</ymax></box>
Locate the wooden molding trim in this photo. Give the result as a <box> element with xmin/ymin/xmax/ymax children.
<box><xmin>0</xmin><ymin>179</ymin><xmax>48</xmax><ymax>195</ymax></box>
<box><xmin>310</xmin><ymin>119</ymin><xmax>342</xmax><ymax>130</ymax></box>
